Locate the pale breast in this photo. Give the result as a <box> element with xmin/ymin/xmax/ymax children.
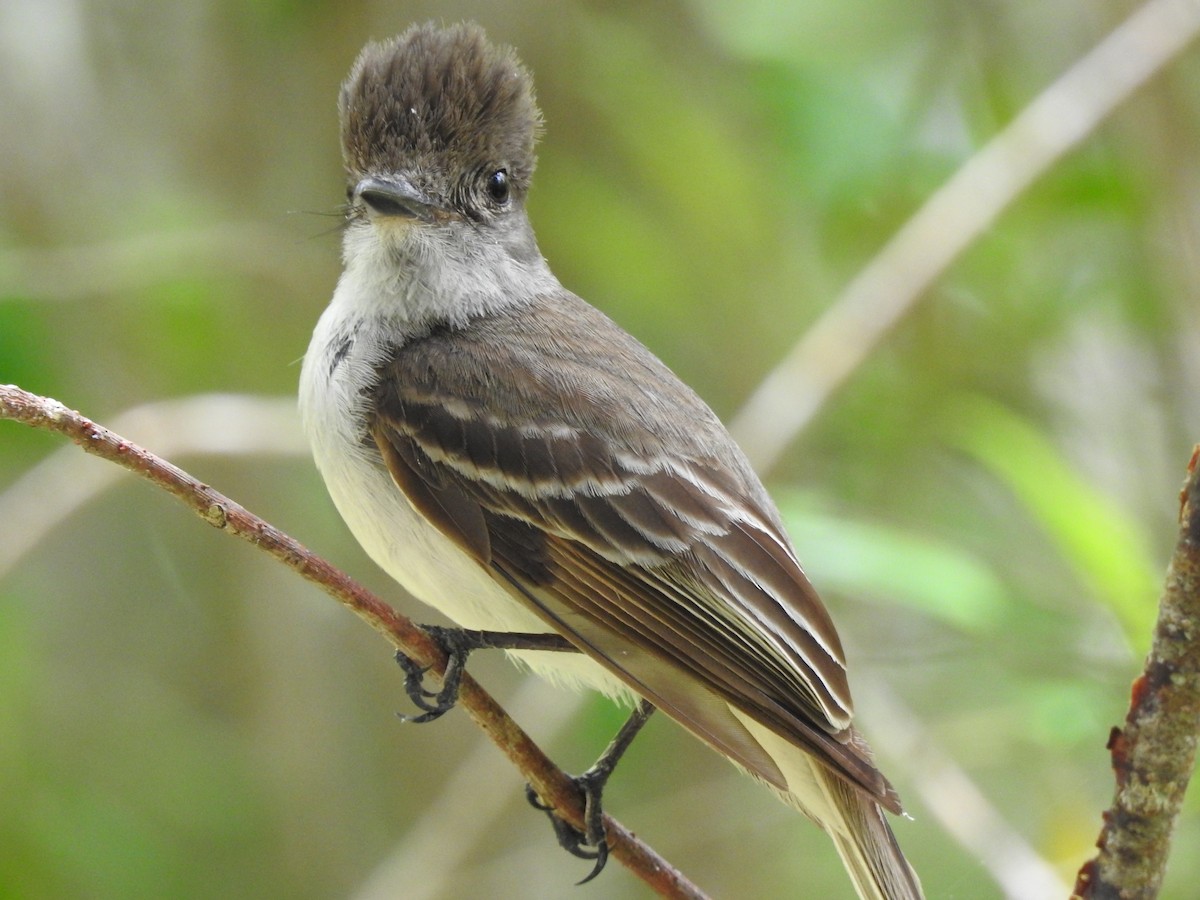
<box><xmin>299</xmin><ymin>306</ymin><xmax>629</xmax><ymax>698</ymax></box>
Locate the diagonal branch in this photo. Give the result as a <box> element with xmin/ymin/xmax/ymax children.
<box><xmin>0</xmin><ymin>383</ymin><xmax>709</xmax><ymax>900</ymax></box>
<box><xmin>730</xmin><ymin>0</ymin><xmax>1200</xmax><ymax>475</ymax></box>
<box><xmin>0</xmin><ymin>393</ymin><xmax>305</xmax><ymax>579</ymax></box>
<box><xmin>1075</xmin><ymin>445</ymin><xmax>1200</xmax><ymax>898</ymax></box>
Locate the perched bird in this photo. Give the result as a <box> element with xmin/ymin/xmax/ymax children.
<box><xmin>299</xmin><ymin>21</ymin><xmax>922</xmax><ymax>900</ymax></box>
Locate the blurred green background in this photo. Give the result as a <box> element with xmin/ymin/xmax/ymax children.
<box><xmin>2</xmin><ymin>1</ymin><xmax>1198</xmax><ymax>898</ymax></box>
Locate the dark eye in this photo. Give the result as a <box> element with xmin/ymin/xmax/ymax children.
<box><xmin>485</xmin><ymin>169</ymin><xmax>510</xmax><ymax>204</ymax></box>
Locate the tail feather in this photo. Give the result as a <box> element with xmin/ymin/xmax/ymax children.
<box><xmin>728</xmin><ymin>708</ymin><xmax>922</xmax><ymax>899</ymax></box>
<box><xmin>825</xmin><ymin>767</ymin><xmax>923</xmax><ymax>900</ymax></box>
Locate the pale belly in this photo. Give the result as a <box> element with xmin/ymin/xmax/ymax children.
<box><xmin>299</xmin><ymin>312</ymin><xmax>631</xmax><ymax>699</ymax></box>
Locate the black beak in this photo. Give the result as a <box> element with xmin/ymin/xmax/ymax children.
<box><xmin>354</xmin><ymin>176</ymin><xmax>442</xmax><ymax>223</ymax></box>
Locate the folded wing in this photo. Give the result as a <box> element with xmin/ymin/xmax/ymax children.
<box><xmin>371</xmin><ymin>297</ymin><xmax>900</xmax><ymax>811</ymax></box>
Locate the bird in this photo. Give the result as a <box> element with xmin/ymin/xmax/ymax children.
<box><xmin>299</xmin><ymin>21</ymin><xmax>923</xmax><ymax>900</ymax></box>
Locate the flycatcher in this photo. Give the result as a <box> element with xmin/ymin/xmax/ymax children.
<box><xmin>300</xmin><ymin>22</ymin><xmax>922</xmax><ymax>900</ymax></box>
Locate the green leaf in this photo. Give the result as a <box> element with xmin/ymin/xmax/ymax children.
<box><xmin>942</xmin><ymin>395</ymin><xmax>1160</xmax><ymax>642</ymax></box>
<box><xmin>779</xmin><ymin>495</ymin><xmax>1010</xmax><ymax>632</ymax></box>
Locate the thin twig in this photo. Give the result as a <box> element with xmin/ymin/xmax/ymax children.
<box><xmin>1074</xmin><ymin>445</ymin><xmax>1200</xmax><ymax>899</ymax></box>
<box><xmin>0</xmin><ymin>384</ymin><xmax>709</xmax><ymax>900</ymax></box>
<box><xmin>0</xmin><ymin>393</ymin><xmax>306</xmax><ymax>579</ymax></box>
<box><xmin>730</xmin><ymin>0</ymin><xmax>1200</xmax><ymax>475</ymax></box>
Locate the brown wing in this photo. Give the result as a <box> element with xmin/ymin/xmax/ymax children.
<box><xmin>371</xmin><ymin>295</ymin><xmax>899</xmax><ymax>811</ymax></box>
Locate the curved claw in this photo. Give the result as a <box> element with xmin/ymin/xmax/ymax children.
<box><xmin>524</xmin><ymin>778</ymin><xmax>610</xmax><ymax>883</ymax></box>
<box><xmin>520</xmin><ymin>702</ymin><xmax>653</xmax><ymax>884</ymax></box>
<box><xmin>393</xmin><ymin>630</ymin><xmax>468</xmax><ymax>723</ymax></box>
<box><xmin>524</xmin><ymin>782</ymin><xmax>552</xmax><ymax>812</ymax></box>
<box><xmin>394</xmin><ymin>626</ymin><xmax>582</xmax><ymax>723</ymax></box>
<box><xmin>575</xmin><ymin>842</ymin><xmax>608</xmax><ymax>885</ymax></box>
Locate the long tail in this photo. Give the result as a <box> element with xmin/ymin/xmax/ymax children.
<box><xmin>821</xmin><ymin>765</ymin><xmax>923</xmax><ymax>900</ymax></box>
<box><xmin>730</xmin><ymin>711</ymin><xmax>923</xmax><ymax>899</ymax></box>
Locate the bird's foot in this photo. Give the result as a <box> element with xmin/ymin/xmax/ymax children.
<box><xmin>394</xmin><ymin>627</ymin><xmax>578</xmax><ymax>723</ymax></box>
<box><xmin>523</xmin><ymin>700</ymin><xmax>655</xmax><ymax>884</ymax></box>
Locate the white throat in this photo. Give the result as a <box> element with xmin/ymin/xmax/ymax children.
<box><xmin>335</xmin><ymin>214</ymin><xmax>557</xmax><ymax>331</ymax></box>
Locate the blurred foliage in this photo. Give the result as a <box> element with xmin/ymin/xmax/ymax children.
<box><xmin>2</xmin><ymin>1</ymin><xmax>1199</xmax><ymax>898</ymax></box>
